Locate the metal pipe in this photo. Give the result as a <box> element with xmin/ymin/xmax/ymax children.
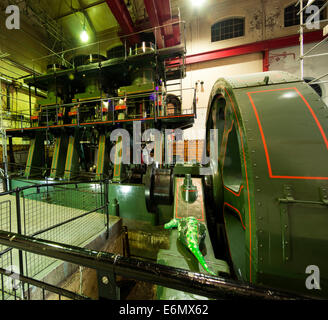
<box><xmin>2</xmin><ymin>58</ymin><xmax>42</xmax><ymax>77</ymax></box>
<box><xmin>308</xmin><ymin>80</ymin><xmax>328</xmax><ymax>84</ymax></box>
<box><xmin>302</xmin><ymin>36</ymin><xmax>328</xmax><ymax>57</ymax></box>
<box><xmin>32</xmin><ymin>20</ymin><xmax>185</xmax><ymax>62</ymax></box>
<box><xmin>0</xmin><ymin>75</ymin><xmax>46</xmax><ymax>98</ymax></box>
<box><xmin>297</xmin><ymin>0</ymin><xmax>315</xmax><ymax>15</ymax></box>
<box><xmin>15</xmin><ymin>190</ymin><xmax>24</xmax><ymax>277</ymax></box>
<box><xmin>29</xmin><ymin>85</ymin><xmax>32</xmax><ymax>125</ymax></box>
<box><xmin>303</xmin><ymin>52</ymin><xmax>328</xmax><ymax>58</ymax></box>
<box><xmin>309</xmin><ymin>0</ymin><xmax>328</xmax><ymax>21</ymax></box>
<box><xmin>0</xmin><ymin>230</ymin><xmax>311</xmax><ymax>300</ymax></box>
<box><xmin>308</xmin><ymin>71</ymin><xmax>328</xmax><ymax>83</ymax></box>
<box><xmin>104</xmin><ymin>180</ymin><xmax>110</xmax><ymax>239</ymax></box>
<box><xmin>300</xmin><ymin>0</ymin><xmax>304</xmax><ymax>80</ymax></box>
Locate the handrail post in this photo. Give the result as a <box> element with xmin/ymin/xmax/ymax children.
<box><xmin>104</xmin><ymin>180</ymin><xmax>109</xmax><ymax>239</ymax></box>
<box><xmin>15</xmin><ymin>187</ymin><xmax>25</xmax><ymax>298</ymax></box>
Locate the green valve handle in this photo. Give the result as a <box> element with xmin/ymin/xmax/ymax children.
<box><xmin>164</xmin><ymin>217</ymin><xmax>216</xmax><ymax>276</ymax></box>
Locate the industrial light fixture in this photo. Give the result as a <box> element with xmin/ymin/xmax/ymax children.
<box><xmin>191</xmin><ymin>0</ymin><xmax>205</xmax><ymax>7</ymax></box>
<box><xmin>80</xmin><ymin>15</ymin><xmax>89</xmax><ymax>43</ymax></box>
<box><xmin>80</xmin><ymin>27</ymin><xmax>89</xmax><ymax>43</ymax></box>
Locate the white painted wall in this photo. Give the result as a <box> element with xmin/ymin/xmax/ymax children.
<box><xmin>174</xmin><ymin>0</ymin><xmax>328</xmax><ymax>139</ymax></box>
<box><xmin>173</xmin><ymin>53</ymin><xmax>263</xmax><ymax>139</ymax></box>
<box><xmin>177</xmin><ymin>0</ymin><xmax>305</xmax><ymax>56</ymax></box>
<box><xmin>269</xmin><ymin>42</ymin><xmax>328</xmax><ymax>106</ymax></box>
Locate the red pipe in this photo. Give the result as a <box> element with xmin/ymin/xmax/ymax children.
<box><xmin>105</xmin><ymin>0</ymin><xmax>140</xmax><ymax>44</ymax></box>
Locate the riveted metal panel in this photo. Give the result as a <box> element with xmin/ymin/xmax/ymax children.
<box><xmin>206</xmin><ymin>71</ymin><xmax>328</xmax><ymax>297</ymax></box>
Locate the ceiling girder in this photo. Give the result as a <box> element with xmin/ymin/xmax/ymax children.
<box><xmin>144</xmin><ymin>0</ymin><xmax>180</xmax><ymax>49</ymax></box>
<box><xmin>105</xmin><ymin>0</ymin><xmax>140</xmax><ymax>45</ymax></box>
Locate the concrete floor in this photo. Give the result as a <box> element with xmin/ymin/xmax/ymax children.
<box><xmin>0</xmin><ymin>193</ymin><xmax>121</xmax><ymax>300</ymax></box>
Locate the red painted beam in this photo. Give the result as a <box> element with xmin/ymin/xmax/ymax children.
<box><xmin>263</xmin><ymin>49</ymin><xmax>269</xmax><ymax>72</ymax></box>
<box><xmin>156</xmin><ymin>1</ymin><xmax>180</xmax><ymax>47</ymax></box>
<box><xmin>144</xmin><ymin>0</ymin><xmax>165</xmax><ymax>49</ymax></box>
<box><xmin>156</xmin><ymin>0</ymin><xmax>173</xmax><ymax>41</ymax></box>
<box><xmin>105</xmin><ymin>0</ymin><xmax>140</xmax><ymax>44</ymax></box>
<box><xmin>156</xmin><ymin>0</ymin><xmax>171</xmax><ymax>24</ymax></box>
<box><xmin>165</xmin><ymin>17</ymin><xmax>181</xmax><ymax>47</ymax></box>
<box><xmin>144</xmin><ymin>0</ymin><xmax>180</xmax><ymax>48</ymax></box>
<box><xmin>184</xmin><ymin>30</ymin><xmax>324</xmax><ymax>65</ymax></box>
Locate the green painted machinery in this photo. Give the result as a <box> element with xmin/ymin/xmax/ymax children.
<box><xmin>12</xmin><ymin>38</ymin><xmax>191</xmax><ymax>183</ymax></box>
<box><xmin>70</xmin><ymin>54</ymin><xmax>108</xmax><ymax>124</ymax></box>
<box><xmin>203</xmin><ymin>71</ymin><xmax>328</xmax><ymax>298</ymax></box>
<box><xmin>31</xmin><ymin>64</ymin><xmax>68</xmax><ymax>127</ymax></box>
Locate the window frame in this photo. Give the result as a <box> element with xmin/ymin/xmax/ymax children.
<box><xmin>211</xmin><ymin>17</ymin><xmax>245</xmax><ymax>43</ymax></box>
<box><xmin>284</xmin><ymin>0</ymin><xmax>327</xmax><ymax>28</ymax></box>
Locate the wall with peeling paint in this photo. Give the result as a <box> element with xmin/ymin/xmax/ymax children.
<box><xmin>181</xmin><ymin>0</ymin><xmax>322</xmax><ymax>56</ymax></box>
<box><xmin>269</xmin><ymin>42</ymin><xmax>328</xmax><ymax>106</ymax></box>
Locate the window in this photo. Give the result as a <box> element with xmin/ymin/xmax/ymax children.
<box><xmin>284</xmin><ymin>1</ymin><xmax>326</xmax><ymax>27</ymax></box>
<box><xmin>211</xmin><ymin>17</ymin><xmax>245</xmax><ymax>42</ymax></box>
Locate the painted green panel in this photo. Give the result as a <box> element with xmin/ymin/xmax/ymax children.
<box><xmin>248</xmin><ymin>87</ymin><xmax>328</xmax><ymax>178</ymax></box>
<box><xmin>108</xmin><ymin>184</ymin><xmax>151</xmax><ymax>222</ymax></box>
<box><xmin>24</xmin><ymin>134</ymin><xmax>45</xmax><ymax>179</ymax></box>
<box><xmin>50</xmin><ymin>135</ymin><xmax>69</xmax><ymax>179</ymax></box>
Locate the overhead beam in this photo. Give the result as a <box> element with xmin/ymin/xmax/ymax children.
<box><xmin>54</xmin><ymin>0</ymin><xmax>106</xmax><ymax>20</ymax></box>
<box><xmin>156</xmin><ymin>0</ymin><xmax>174</xmax><ymax>41</ymax></box>
<box><xmin>182</xmin><ymin>30</ymin><xmax>324</xmax><ymax>65</ymax></box>
<box><xmin>143</xmin><ymin>0</ymin><xmax>165</xmax><ymax>49</ymax></box>
<box><xmin>144</xmin><ymin>0</ymin><xmax>180</xmax><ymax>49</ymax></box>
<box><xmin>105</xmin><ymin>0</ymin><xmax>140</xmax><ymax>45</ymax></box>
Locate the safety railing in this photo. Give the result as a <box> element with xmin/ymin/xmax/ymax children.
<box><xmin>22</xmin><ymin>92</ymin><xmax>196</xmax><ymax>131</ymax></box>
<box><xmin>4</xmin><ymin>19</ymin><xmax>192</xmax><ymax>132</ymax></box>
<box><xmin>0</xmin><ymin>180</ymin><xmax>109</xmax><ymax>300</ymax></box>
<box><xmin>0</xmin><ymin>180</ymin><xmax>315</xmax><ymax>300</ymax></box>
<box><xmin>1</xmin><ymin>162</ymin><xmax>100</xmax><ymax>181</ymax></box>
<box><xmin>31</xmin><ymin>20</ymin><xmax>186</xmax><ymax>70</ymax></box>
<box><xmin>0</xmin><ymin>266</ymin><xmax>88</xmax><ymax>300</ymax></box>
<box><xmin>0</xmin><ymin>228</ymin><xmax>311</xmax><ymax>301</ymax></box>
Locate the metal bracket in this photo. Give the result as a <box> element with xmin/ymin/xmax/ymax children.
<box><xmin>278</xmin><ymin>184</ymin><xmax>328</xmax><ymax>263</ymax></box>
<box><xmin>97</xmin><ymin>271</ymin><xmax>120</xmax><ymax>300</ymax></box>
<box><xmin>279</xmin><ymin>185</ymin><xmax>292</xmax><ymax>263</ymax></box>
<box><xmin>278</xmin><ymin>185</ymin><xmax>328</xmax><ymax>206</ymax></box>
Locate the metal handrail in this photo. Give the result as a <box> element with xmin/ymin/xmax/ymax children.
<box><xmin>0</xmin><ymin>179</ymin><xmax>105</xmax><ymax>196</ymax></box>
<box><xmin>0</xmin><ymin>230</ymin><xmax>314</xmax><ymax>300</ymax></box>
<box><xmin>0</xmin><ymin>267</ymin><xmax>89</xmax><ymax>300</ymax></box>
